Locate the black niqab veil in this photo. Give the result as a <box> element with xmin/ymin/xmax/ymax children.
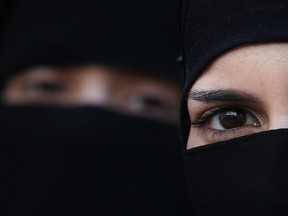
<box><xmin>0</xmin><ymin>107</ymin><xmax>189</xmax><ymax>215</ymax></box>
<box><xmin>0</xmin><ymin>0</ymin><xmax>190</xmax><ymax>215</ymax></box>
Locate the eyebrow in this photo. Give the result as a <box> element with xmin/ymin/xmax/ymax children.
<box><xmin>188</xmin><ymin>89</ymin><xmax>262</xmax><ymax>104</ymax></box>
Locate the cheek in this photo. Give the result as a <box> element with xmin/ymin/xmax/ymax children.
<box><xmin>187</xmin><ymin>128</ymin><xmax>207</xmax><ymax>149</ymax></box>
<box><xmin>2</xmin><ymin>77</ymin><xmax>27</xmax><ymax>103</ymax></box>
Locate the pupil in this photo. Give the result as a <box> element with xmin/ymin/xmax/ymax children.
<box><xmin>219</xmin><ymin>110</ymin><xmax>246</xmax><ymax>129</ymax></box>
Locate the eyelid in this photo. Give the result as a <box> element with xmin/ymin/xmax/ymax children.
<box><xmin>196</xmin><ymin>125</ymin><xmax>262</xmax><ymax>143</ymax></box>
<box><xmin>190</xmin><ymin>105</ymin><xmax>221</xmax><ymax>126</ymax></box>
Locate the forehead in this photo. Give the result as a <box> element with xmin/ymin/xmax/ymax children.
<box><xmin>191</xmin><ymin>43</ymin><xmax>288</xmax><ymax>90</ymax></box>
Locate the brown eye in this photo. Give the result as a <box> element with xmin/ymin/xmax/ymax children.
<box><xmin>208</xmin><ymin>109</ymin><xmax>260</xmax><ymax>130</ymax></box>
<box><xmin>219</xmin><ymin>110</ymin><xmax>246</xmax><ymax>129</ymax></box>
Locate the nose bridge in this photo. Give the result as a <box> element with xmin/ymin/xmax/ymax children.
<box><xmin>269</xmin><ymin>115</ymin><xmax>288</xmax><ymax>130</ymax></box>
<box><xmin>263</xmin><ymin>81</ymin><xmax>288</xmax><ymax>130</ymax></box>
<box><xmin>76</xmin><ymin>69</ymin><xmax>111</xmax><ymax>105</ymax></box>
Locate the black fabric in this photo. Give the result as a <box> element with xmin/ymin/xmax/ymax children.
<box><xmin>0</xmin><ymin>0</ymin><xmax>179</xmax><ymax>85</ymax></box>
<box><xmin>183</xmin><ymin>129</ymin><xmax>288</xmax><ymax>216</ymax></box>
<box><xmin>179</xmin><ymin>0</ymin><xmax>288</xmax><ymax>143</ymax></box>
<box><xmin>0</xmin><ymin>106</ymin><xmax>190</xmax><ymax>215</ymax></box>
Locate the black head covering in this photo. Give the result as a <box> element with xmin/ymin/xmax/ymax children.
<box><xmin>180</xmin><ymin>0</ymin><xmax>288</xmax><ymax>143</ymax></box>
<box><xmin>0</xmin><ymin>0</ymin><xmax>179</xmax><ymax>84</ymax></box>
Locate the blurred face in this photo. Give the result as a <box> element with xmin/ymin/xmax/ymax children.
<box><xmin>3</xmin><ymin>65</ymin><xmax>180</xmax><ymax>123</ymax></box>
<box><xmin>187</xmin><ymin>43</ymin><xmax>288</xmax><ymax>148</ymax></box>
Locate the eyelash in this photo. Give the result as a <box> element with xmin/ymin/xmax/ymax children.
<box><xmin>190</xmin><ymin>105</ymin><xmax>224</xmax><ymax>127</ymax></box>
<box><xmin>189</xmin><ymin>105</ymin><xmax>261</xmax><ymax>141</ymax></box>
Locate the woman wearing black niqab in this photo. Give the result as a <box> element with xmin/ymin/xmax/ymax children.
<box><xmin>180</xmin><ymin>0</ymin><xmax>288</xmax><ymax>215</ymax></box>
<box><xmin>0</xmin><ymin>0</ymin><xmax>190</xmax><ymax>215</ymax></box>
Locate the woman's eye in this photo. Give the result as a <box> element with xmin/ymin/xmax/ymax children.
<box><xmin>24</xmin><ymin>80</ymin><xmax>64</xmax><ymax>94</ymax></box>
<box><xmin>129</xmin><ymin>96</ymin><xmax>169</xmax><ymax>110</ymax></box>
<box><xmin>207</xmin><ymin>109</ymin><xmax>260</xmax><ymax>130</ymax></box>
<box><xmin>189</xmin><ymin>107</ymin><xmax>263</xmax><ymax>144</ymax></box>
<box><xmin>125</xmin><ymin>95</ymin><xmax>178</xmax><ymax>122</ymax></box>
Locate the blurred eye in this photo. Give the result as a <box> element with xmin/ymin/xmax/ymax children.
<box><xmin>206</xmin><ymin>109</ymin><xmax>260</xmax><ymax>130</ymax></box>
<box><xmin>126</xmin><ymin>95</ymin><xmax>178</xmax><ymax>123</ymax></box>
<box><xmin>129</xmin><ymin>96</ymin><xmax>170</xmax><ymax>111</ymax></box>
<box><xmin>24</xmin><ymin>80</ymin><xmax>64</xmax><ymax>94</ymax></box>
<box><xmin>2</xmin><ymin>67</ymin><xmax>69</xmax><ymax>105</ymax></box>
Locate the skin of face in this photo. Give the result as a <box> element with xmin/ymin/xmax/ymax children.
<box><xmin>2</xmin><ymin>65</ymin><xmax>180</xmax><ymax>123</ymax></box>
<box><xmin>187</xmin><ymin>43</ymin><xmax>288</xmax><ymax>149</ymax></box>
